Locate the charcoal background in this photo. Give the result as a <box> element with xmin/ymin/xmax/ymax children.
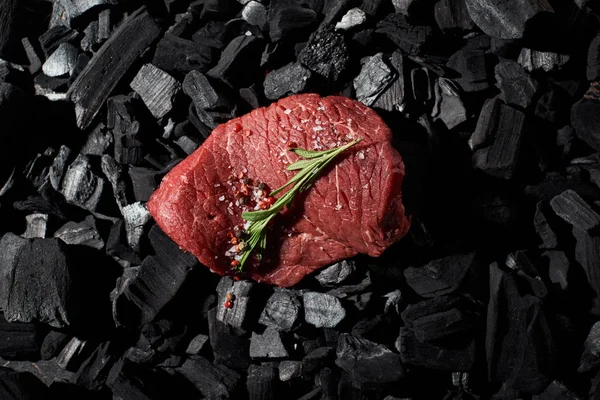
<box><xmin>1</xmin><ymin>0</ymin><xmax>600</xmax><ymax>399</ymax></box>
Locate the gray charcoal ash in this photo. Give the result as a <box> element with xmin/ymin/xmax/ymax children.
<box><xmin>242</xmin><ymin>1</ymin><xmax>268</xmax><ymax>28</ymax></box>
<box><xmin>186</xmin><ymin>334</ymin><xmax>209</xmax><ymax>355</ymax></box>
<box><xmin>60</xmin><ymin>154</ymin><xmax>106</xmax><ymax>213</ymax></box>
<box><xmin>130</xmin><ymin>64</ymin><xmax>180</xmax><ymax>120</ymax></box>
<box><xmin>303</xmin><ymin>292</ymin><xmax>346</xmax><ymax>328</ymax></box>
<box><xmin>23</xmin><ymin>213</ymin><xmax>48</xmax><ymax>239</ymax></box>
<box><xmin>316</xmin><ymin>260</ymin><xmax>356</xmax><ymax>287</ymax></box>
<box><xmin>250</xmin><ymin>328</ymin><xmax>289</xmax><ymax>359</ymax></box>
<box><xmin>216</xmin><ymin>276</ymin><xmax>254</xmax><ymax>329</ymax></box>
<box><xmin>279</xmin><ymin>360</ymin><xmax>302</xmax><ymax>381</ymax></box>
<box><xmin>42</xmin><ymin>42</ymin><xmax>78</xmax><ymax>77</ymax></box>
<box><xmin>264</xmin><ymin>62</ymin><xmax>312</xmax><ymax>100</ymax></box>
<box><xmin>54</xmin><ymin>215</ymin><xmax>104</xmax><ymax>250</ymax></box>
<box><xmin>335</xmin><ymin>8</ymin><xmax>367</xmax><ymax>31</ymax></box>
<box><xmin>353</xmin><ymin>53</ymin><xmax>395</xmax><ymax>107</ymax></box>
<box><xmin>550</xmin><ymin>189</ymin><xmax>600</xmax><ymax>233</ymax></box>
<box><xmin>122</xmin><ymin>202</ymin><xmax>151</xmax><ymax>252</ymax></box>
<box><xmin>259</xmin><ymin>288</ymin><xmax>301</xmax><ymax>331</ymax></box>
<box><xmin>518</xmin><ymin>48</ymin><xmax>570</xmax><ymax>72</ymax></box>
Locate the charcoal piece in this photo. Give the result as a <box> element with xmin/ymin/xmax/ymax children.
<box><xmin>434</xmin><ymin>0</ymin><xmax>474</xmax><ymax>31</ymax></box>
<box><xmin>208</xmin><ymin>307</ymin><xmax>250</xmax><ymax>369</ymax></box>
<box><xmin>259</xmin><ymin>288</ymin><xmax>301</xmax><ymax>331</ymax></box>
<box><xmin>42</xmin><ymin>42</ymin><xmax>78</xmax><ymax>78</ymax></box>
<box><xmin>335</xmin><ymin>8</ymin><xmax>367</xmax><ymax>31</ymax></box>
<box><xmin>475</xmin><ymin>103</ymin><xmax>526</xmax><ymax>179</ymax></box>
<box><xmin>192</xmin><ymin>21</ymin><xmax>228</xmax><ymax>50</ymax></box>
<box><xmin>401</xmin><ymin>296</ymin><xmax>463</xmax><ymax>325</ymax></box>
<box><xmin>127</xmin><ymin>167</ymin><xmax>158</xmax><ymax>203</ymax></box>
<box><xmin>72</xmin><ymin>341</ymin><xmax>121</xmax><ymax>391</ymax></box>
<box><xmin>175</xmin><ymin>135</ymin><xmax>201</xmax><ymax>155</ymax></box>
<box><xmin>464</xmin><ymin>0</ymin><xmax>554</xmax><ymax>39</ymax></box>
<box><xmin>335</xmin><ymin>334</ymin><xmax>404</xmax><ymax>387</ymax></box>
<box><xmin>81</xmin><ymin>21</ymin><xmax>99</xmax><ymax>53</ymax></box>
<box><xmin>80</xmin><ymin>125</ymin><xmax>109</xmax><ymax>156</ymax></box>
<box><xmin>322</xmin><ymin>0</ymin><xmax>354</xmax><ymax>25</ymax></box>
<box><xmin>100</xmin><ymin>155</ymin><xmax>131</xmax><ymax>213</ymax></box>
<box><xmin>412</xmin><ymin>309</ymin><xmax>477</xmax><ymax>342</ymax></box>
<box><xmin>435</xmin><ymin>90</ymin><xmax>467</xmax><ymax>129</ymax></box>
<box><xmin>186</xmin><ymin>334</ymin><xmax>209</xmax><ymax>355</ymax></box>
<box><xmin>60</xmin><ymin>154</ymin><xmax>106</xmax><ymax>213</ymax></box>
<box><xmin>518</xmin><ymin>49</ymin><xmax>569</xmax><ymax>72</ymax></box>
<box><xmin>98</xmin><ymin>8</ymin><xmax>111</xmax><ymax>41</ymax></box>
<box><xmin>183</xmin><ymin>70</ymin><xmax>231</xmax><ymax>112</ymax></box>
<box><xmin>41</xmin><ymin>331</ymin><xmax>70</xmax><ymax>360</ymax></box>
<box><xmin>68</xmin><ymin>7</ymin><xmax>163</xmax><ymax>130</ymax></box>
<box><xmin>353</xmin><ymin>53</ymin><xmax>394</xmax><ymax>107</ymax></box>
<box><xmin>404</xmin><ymin>253</ymin><xmax>476</xmax><ymax>297</ymax></box>
<box><xmin>21</xmin><ymin>38</ymin><xmax>42</xmax><ymax>75</ymax></box>
<box><xmin>0</xmin><ymin>314</ymin><xmax>43</xmax><ymax>360</ymax></box>
<box><xmin>326</xmin><ymin>271</ymin><xmax>372</xmax><ymax>298</ymax></box>
<box><xmin>303</xmin><ymin>292</ymin><xmax>346</xmax><ymax>328</ymax></box>
<box><xmin>571</xmin><ymin>83</ymin><xmax>600</xmax><ymax>151</ymax></box>
<box><xmin>534</xmin><ymin>202</ymin><xmax>558</xmax><ymax>249</ymax></box>
<box><xmin>574</xmin><ymin>228</ymin><xmax>600</xmax><ymax>316</ymax></box>
<box><xmin>397</xmin><ymin>327</ymin><xmax>476</xmax><ymax>370</ymax></box>
<box><xmin>57</xmin><ymin>338</ymin><xmax>89</xmax><ymax>371</ymax></box>
<box><xmin>279</xmin><ymin>360</ymin><xmax>302</xmax><ymax>381</ymax></box>
<box><xmin>177</xmin><ymin>356</ymin><xmax>240</xmax><ymax>399</ymax></box>
<box><xmin>302</xmin><ymin>347</ymin><xmax>335</xmax><ymax>375</ymax></box>
<box><xmin>468</xmin><ymin>98</ymin><xmax>500</xmax><ymax>150</ymax></box>
<box><xmin>130</xmin><ymin>64</ymin><xmax>180</xmax><ymax>120</ymax></box>
<box><xmin>39</xmin><ymin>26</ymin><xmax>80</xmax><ymax>57</ymax></box>
<box><xmin>264</xmin><ymin>62</ymin><xmax>312</xmax><ymax>100</ymax></box>
<box><xmin>247</xmin><ymin>364</ymin><xmax>277</xmax><ymax>400</ymax></box>
<box><xmin>269</xmin><ymin>3</ymin><xmax>318</xmax><ymax>42</ymax></box>
<box><xmin>54</xmin><ymin>216</ymin><xmax>104</xmax><ymax>250</ymax></box>
<box><xmin>107</xmin><ymin>358</ymin><xmax>171</xmax><ymax>400</ymax></box>
<box><xmin>535</xmin><ymin>84</ymin><xmax>569</xmax><ymax>125</ymax></box>
<box><xmin>23</xmin><ymin>213</ymin><xmax>48</xmax><ymax>239</ymax></box>
<box><xmin>373</xmin><ymin>51</ymin><xmax>407</xmax><ymax>112</ymax></box>
<box><xmin>446</xmin><ymin>49</ymin><xmax>489</xmax><ymax>92</ymax></box>
<box><xmin>486</xmin><ymin>262</ymin><xmax>555</xmax><ymax>393</ymax></box>
<box><xmin>316</xmin><ymin>260</ymin><xmax>356</xmax><ymax>287</ymax></box>
<box><xmin>216</xmin><ymin>276</ymin><xmax>254</xmax><ymax>329</ymax></box>
<box><xmin>298</xmin><ymin>26</ymin><xmax>350</xmax><ymax>85</ymax></box>
<box><xmin>250</xmin><ymin>328</ymin><xmax>289</xmax><ymax>359</ymax></box>
<box><xmin>494</xmin><ymin>61</ymin><xmax>539</xmax><ymax>109</ymax></box>
<box><xmin>153</xmin><ymin>33</ymin><xmax>217</xmax><ymax>76</ymax></box>
<box><xmin>550</xmin><ymin>189</ymin><xmax>600</xmax><ymax>233</ymax></box>
<box><xmin>242</xmin><ymin>1</ymin><xmax>267</xmax><ymax>28</ymax></box>
<box><xmin>199</xmin><ymin>0</ymin><xmax>239</xmax><ymax>20</ymax></box>
<box><xmin>580</xmin><ymin>321</ymin><xmax>600</xmax><ymax>373</ymax></box>
<box><xmin>391</xmin><ymin>0</ymin><xmax>416</xmax><ymax>14</ymax></box>
<box><xmin>544</xmin><ymin>250</ymin><xmax>569</xmax><ymax>291</ymax></box>
<box><xmin>52</xmin><ymin>0</ymin><xmax>117</xmax><ymax>25</ymax></box>
<box><xmin>376</xmin><ymin>14</ymin><xmax>433</xmax><ymax>55</ymax></box>
<box><xmin>588</xmin><ymin>35</ymin><xmax>600</xmax><ymax>81</ymax></box>
<box><xmin>208</xmin><ymin>35</ymin><xmax>264</xmax><ymax>87</ymax></box>
<box><xmin>0</xmin><ymin>367</ymin><xmax>49</xmax><ymax>399</ymax></box>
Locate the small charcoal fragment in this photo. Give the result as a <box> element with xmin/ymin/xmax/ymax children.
<box><xmin>302</xmin><ymin>347</ymin><xmax>335</xmax><ymax>375</ymax></box>
<box><xmin>177</xmin><ymin>356</ymin><xmax>240</xmax><ymax>400</ymax></box>
<box><xmin>259</xmin><ymin>288</ymin><xmax>301</xmax><ymax>331</ymax></box>
<box><xmin>247</xmin><ymin>364</ymin><xmax>277</xmax><ymax>400</ymax></box>
<box><xmin>242</xmin><ymin>1</ymin><xmax>267</xmax><ymax>28</ymax></box>
<box><xmin>571</xmin><ymin>82</ymin><xmax>600</xmax><ymax>151</ymax></box>
<box><xmin>580</xmin><ymin>321</ymin><xmax>600</xmax><ymax>372</ymax></box>
<box><xmin>101</xmin><ymin>155</ymin><xmax>131</xmax><ymax>212</ymax></box>
<box><xmin>446</xmin><ymin>48</ymin><xmax>489</xmax><ymax>92</ymax></box>
<box><xmin>264</xmin><ymin>62</ymin><xmax>312</xmax><ymax>100</ymax></box>
<box><xmin>39</xmin><ymin>26</ymin><xmax>80</xmax><ymax>57</ymax></box>
<box><xmin>518</xmin><ymin>48</ymin><xmax>570</xmax><ymax>72</ymax></box>
<box><xmin>107</xmin><ymin>357</ymin><xmax>172</xmax><ymax>399</ymax></box>
<box><xmin>588</xmin><ymin>35</ymin><xmax>600</xmax><ymax>81</ymax></box>
<box><xmin>68</xmin><ymin>7</ymin><xmax>163</xmax><ymax>129</ymax></box>
<box><xmin>208</xmin><ymin>35</ymin><xmax>264</xmax><ymax>87</ymax></box>
<box><xmin>298</xmin><ymin>26</ymin><xmax>350</xmax><ymax>85</ymax></box>
<box><xmin>51</xmin><ymin>0</ymin><xmax>117</xmax><ymax>25</ymax></box>
<box><xmin>435</xmin><ymin>87</ymin><xmax>467</xmax><ymax>129</ymax></box>
<box><xmin>82</xmin><ymin>124</ymin><xmax>112</xmax><ymax>156</ymax></box>
<box><xmin>175</xmin><ymin>135</ymin><xmax>201</xmax><ymax>155</ymax></box>
<box><xmin>573</xmin><ymin>228</ymin><xmax>600</xmax><ymax>316</ymax></box>
<box><xmin>469</xmin><ymin>98</ymin><xmax>500</xmax><ymax>150</ymax></box>
<box><xmin>122</xmin><ymin>202</ymin><xmax>151</xmax><ymax>252</ymax></box>
<box><xmin>495</xmin><ymin>60</ymin><xmax>539</xmax><ymax>109</ymax></box>
<box><xmin>279</xmin><ymin>360</ymin><xmax>302</xmax><ymax>381</ymax></box>
<box><xmin>412</xmin><ymin>308</ymin><xmax>477</xmax><ymax>342</ymax></box>
<box><xmin>54</xmin><ymin>215</ymin><xmax>104</xmax><ymax>250</ymax></box>
<box><xmin>0</xmin><ymin>314</ymin><xmax>42</xmax><ymax>360</ymax></box>
<box><xmin>316</xmin><ymin>260</ymin><xmax>356</xmax><ymax>287</ymax></box>
<box><xmin>23</xmin><ymin>213</ymin><xmax>48</xmax><ymax>239</ymax></box>
<box><xmin>250</xmin><ymin>328</ymin><xmax>289</xmax><ymax>359</ymax></box>
<box><xmin>61</xmin><ymin>156</ymin><xmax>105</xmax><ymax>213</ymax></box>
<box><xmin>269</xmin><ymin>2</ymin><xmax>318</xmax><ymax>42</ymax></box>
<box><xmin>153</xmin><ymin>33</ymin><xmax>217</xmax><ymax>76</ymax></box>
<box><xmin>208</xmin><ymin>308</ymin><xmax>250</xmax><ymax>369</ymax></box>
<box><xmin>41</xmin><ymin>330</ymin><xmax>70</xmax><ymax>361</ymax></box>
<box><xmin>72</xmin><ymin>341</ymin><xmax>120</xmax><ymax>391</ymax></box>
<box><xmin>353</xmin><ymin>53</ymin><xmax>394</xmax><ymax>107</ymax></box>
<box><xmin>373</xmin><ymin>51</ymin><xmax>407</xmax><ymax>112</ymax></box>
<box><xmin>464</xmin><ymin>0</ymin><xmax>554</xmax><ymax>40</ymax></box>
<box><xmin>335</xmin><ymin>333</ymin><xmax>404</xmax><ymax>386</ymax></box>
<box><xmin>81</xmin><ymin>21</ymin><xmax>99</xmax><ymax>53</ymax></box>
<box><xmin>128</xmin><ymin>166</ymin><xmax>159</xmax><ymax>203</ymax></box>
<box><xmin>376</xmin><ymin>13</ymin><xmax>433</xmax><ymax>55</ymax></box>
<box><xmin>186</xmin><ymin>334</ymin><xmax>209</xmax><ymax>355</ymax></box>
<box><xmin>335</xmin><ymin>8</ymin><xmax>367</xmax><ymax>31</ymax></box>
<box><xmin>434</xmin><ymin>0</ymin><xmax>474</xmax><ymax>32</ymax></box>
<box><xmin>550</xmin><ymin>189</ymin><xmax>600</xmax><ymax>233</ymax></box>
<box><xmin>303</xmin><ymin>292</ymin><xmax>346</xmax><ymax>328</ymax></box>
<box><xmin>404</xmin><ymin>253</ymin><xmax>475</xmax><ymax>297</ymax></box>
<box><xmin>42</xmin><ymin>42</ymin><xmax>78</xmax><ymax>77</ymax></box>
<box><xmin>216</xmin><ymin>277</ymin><xmax>254</xmax><ymax>329</ymax></box>
<box><xmin>130</xmin><ymin>64</ymin><xmax>180</xmax><ymax>120</ymax></box>
<box><xmin>534</xmin><ymin>202</ymin><xmax>558</xmax><ymax>249</ymax></box>
<box><xmin>21</xmin><ymin>38</ymin><xmax>43</xmax><ymax>75</ymax></box>
<box><xmin>544</xmin><ymin>250</ymin><xmax>569</xmax><ymax>291</ymax></box>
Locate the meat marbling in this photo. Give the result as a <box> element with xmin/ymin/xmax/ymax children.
<box><xmin>148</xmin><ymin>94</ymin><xmax>410</xmax><ymax>287</ymax></box>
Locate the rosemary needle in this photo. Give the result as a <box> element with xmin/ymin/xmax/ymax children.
<box><xmin>235</xmin><ymin>138</ymin><xmax>362</xmax><ymax>272</ymax></box>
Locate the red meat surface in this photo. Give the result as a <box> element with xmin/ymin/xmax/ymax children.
<box><xmin>148</xmin><ymin>94</ymin><xmax>410</xmax><ymax>287</ymax></box>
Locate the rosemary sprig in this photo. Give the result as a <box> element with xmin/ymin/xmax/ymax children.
<box><xmin>235</xmin><ymin>138</ymin><xmax>362</xmax><ymax>272</ymax></box>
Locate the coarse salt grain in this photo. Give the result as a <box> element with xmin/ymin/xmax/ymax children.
<box><xmin>218</xmin><ymin>196</ymin><xmax>225</xmax><ymax>201</ymax></box>
<box><xmin>284</xmin><ymin>109</ymin><xmax>291</xmax><ymax>114</ymax></box>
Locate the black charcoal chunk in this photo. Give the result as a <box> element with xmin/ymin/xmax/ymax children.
<box><xmin>571</xmin><ymin>82</ymin><xmax>600</xmax><ymax>152</ymax></box>
<box><xmin>0</xmin><ymin>367</ymin><xmax>49</xmax><ymax>399</ymax></box>
<box><xmin>242</xmin><ymin>1</ymin><xmax>267</xmax><ymax>28</ymax></box>
<box><xmin>107</xmin><ymin>357</ymin><xmax>171</xmax><ymax>400</ymax></box>
<box><xmin>21</xmin><ymin>38</ymin><xmax>43</xmax><ymax>75</ymax></box>
<box><xmin>464</xmin><ymin>0</ymin><xmax>554</xmax><ymax>40</ymax></box>
<box><xmin>208</xmin><ymin>307</ymin><xmax>250</xmax><ymax>369</ymax></box>
<box><xmin>259</xmin><ymin>288</ymin><xmax>301</xmax><ymax>331</ymax></box>
<box><xmin>250</xmin><ymin>328</ymin><xmax>289</xmax><ymax>359</ymax></box>
<box><xmin>434</xmin><ymin>0</ymin><xmax>475</xmax><ymax>32</ymax></box>
<box><xmin>353</xmin><ymin>53</ymin><xmax>394</xmax><ymax>107</ymax></box>
<box><xmin>81</xmin><ymin>21</ymin><xmax>99</xmax><ymax>53</ymax></box>
<box><xmin>279</xmin><ymin>360</ymin><xmax>302</xmax><ymax>381</ymax></box>
<box><xmin>42</xmin><ymin>42</ymin><xmax>78</xmax><ymax>77</ymax></box>
<box><xmin>192</xmin><ymin>21</ymin><xmax>228</xmax><ymax>50</ymax></box>
<box><xmin>550</xmin><ymin>189</ymin><xmax>600</xmax><ymax>233</ymax></box>
<box><xmin>39</xmin><ymin>26</ymin><xmax>80</xmax><ymax>57</ymax></box>
<box><xmin>0</xmin><ymin>314</ymin><xmax>43</xmax><ymax>360</ymax></box>
<box><xmin>52</xmin><ymin>0</ymin><xmax>117</xmax><ymax>25</ymax></box>
<box><xmin>376</xmin><ymin>14</ymin><xmax>433</xmax><ymax>56</ymax></box>
<box><xmin>373</xmin><ymin>51</ymin><xmax>407</xmax><ymax>112</ymax></box>
<box><xmin>534</xmin><ymin>202</ymin><xmax>558</xmax><ymax>249</ymax></box>
<box><xmin>128</xmin><ymin>166</ymin><xmax>159</xmax><ymax>203</ymax></box>
<box><xmin>216</xmin><ymin>277</ymin><xmax>254</xmax><ymax>329</ymax></box>
<box><xmin>322</xmin><ymin>0</ymin><xmax>354</xmax><ymax>25</ymax></box>
<box><xmin>446</xmin><ymin>48</ymin><xmax>489</xmax><ymax>92</ymax></box>
<box><xmin>574</xmin><ymin>228</ymin><xmax>600</xmax><ymax>316</ymax></box>
<box><xmin>335</xmin><ymin>8</ymin><xmax>367</xmax><ymax>31</ymax></box>
<box><xmin>208</xmin><ymin>35</ymin><xmax>264</xmax><ymax>87</ymax></box>
<box><xmin>41</xmin><ymin>331</ymin><xmax>70</xmax><ymax>360</ymax></box>
<box><xmin>82</xmin><ymin>124</ymin><xmax>112</xmax><ymax>156</ymax></box>
<box><xmin>302</xmin><ymin>347</ymin><xmax>335</xmax><ymax>375</ymax></box>
<box><xmin>335</xmin><ymin>334</ymin><xmax>404</xmax><ymax>387</ymax></box>
<box><xmin>177</xmin><ymin>356</ymin><xmax>240</xmax><ymax>399</ymax></box>
<box><xmin>518</xmin><ymin>48</ymin><xmax>569</xmax><ymax>72</ymax></box>
<box><xmin>469</xmin><ymin>98</ymin><xmax>500</xmax><ymax>150</ymax></box>
<box><xmin>186</xmin><ymin>334</ymin><xmax>209</xmax><ymax>355</ymax></box>
<box><xmin>402</xmin><ymin>296</ymin><xmax>462</xmax><ymax>325</ymax></box>
<box><xmin>60</xmin><ymin>154</ymin><xmax>106</xmax><ymax>213</ymax></box>
<box><xmin>298</xmin><ymin>26</ymin><xmax>350</xmax><ymax>85</ymax></box>
<box><xmin>269</xmin><ymin>3</ymin><xmax>318</xmax><ymax>42</ymax></box>
<box><xmin>588</xmin><ymin>35</ymin><xmax>600</xmax><ymax>81</ymax></box>
<box><xmin>98</xmin><ymin>8</ymin><xmax>111</xmax><ymax>41</ymax></box>
<box><xmin>68</xmin><ymin>7</ymin><xmax>163</xmax><ymax>129</ymax></box>
<box><xmin>183</xmin><ymin>70</ymin><xmax>231</xmax><ymax>113</ymax></box>
<box><xmin>130</xmin><ymin>64</ymin><xmax>180</xmax><ymax>120</ymax></box>
<box><xmin>175</xmin><ymin>135</ymin><xmax>201</xmax><ymax>155</ymax></box>
<box><xmin>264</xmin><ymin>62</ymin><xmax>312</xmax><ymax>100</ymax></box>
<box><xmin>153</xmin><ymin>33</ymin><xmax>218</xmax><ymax>76</ymax></box>
<box><xmin>397</xmin><ymin>327</ymin><xmax>476</xmax><ymax>370</ymax></box>
<box><xmin>434</xmin><ymin>82</ymin><xmax>467</xmax><ymax>129</ymax></box>
<box><xmin>544</xmin><ymin>250</ymin><xmax>569</xmax><ymax>291</ymax></box>
<box><xmin>495</xmin><ymin>60</ymin><xmax>539</xmax><ymax>109</ymax></box>
<box><xmin>23</xmin><ymin>213</ymin><xmax>48</xmax><ymax>239</ymax></box>
<box><xmin>412</xmin><ymin>308</ymin><xmax>477</xmax><ymax>342</ymax></box>
<box><xmin>247</xmin><ymin>364</ymin><xmax>277</xmax><ymax>400</ymax></box>
<box><xmin>580</xmin><ymin>321</ymin><xmax>600</xmax><ymax>372</ymax></box>
<box><xmin>404</xmin><ymin>253</ymin><xmax>475</xmax><ymax>297</ymax></box>
<box><xmin>101</xmin><ymin>155</ymin><xmax>131</xmax><ymax>212</ymax></box>
<box><xmin>316</xmin><ymin>260</ymin><xmax>356</xmax><ymax>287</ymax></box>
<box><xmin>72</xmin><ymin>341</ymin><xmax>120</xmax><ymax>391</ymax></box>
<box><xmin>55</xmin><ymin>216</ymin><xmax>104</xmax><ymax>249</ymax></box>
<box><xmin>303</xmin><ymin>292</ymin><xmax>346</xmax><ymax>328</ymax></box>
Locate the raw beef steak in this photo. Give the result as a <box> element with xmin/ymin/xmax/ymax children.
<box><xmin>148</xmin><ymin>94</ymin><xmax>410</xmax><ymax>287</ymax></box>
